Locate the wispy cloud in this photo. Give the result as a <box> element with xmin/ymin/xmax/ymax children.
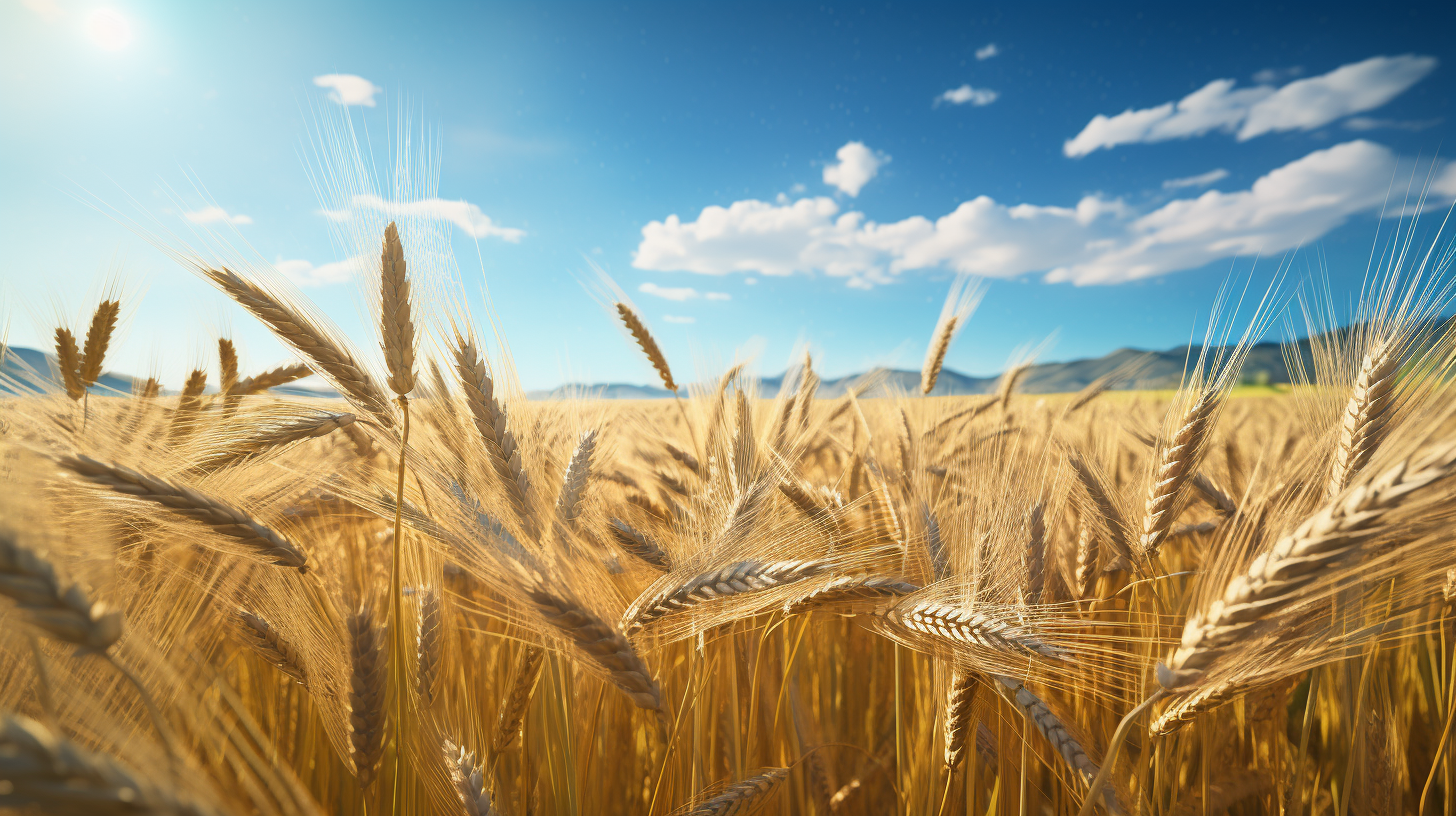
<box><xmin>273</xmin><ymin>256</ymin><xmax>364</xmax><ymax>287</ymax></box>
<box><xmin>322</xmin><ymin>194</ymin><xmax>525</xmax><ymax>241</ymax></box>
<box><xmin>975</xmin><ymin>43</ymin><xmax>999</xmax><ymax>60</ymax></box>
<box><xmin>1343</xmin><ymin>116</ymin><xmax>1442</xmax><ymax>132</ymax></box>
<box><xmin>1065</xmin><ymin>54</ymin><xmax>1437</xmax><ymax>157</ymax></box>
<box><xmin>1252</xmin><ymin>66</ymin><xmax>1303</xmax><ymax>84</ymax></box>
<box><xmin>634</xmin><ymin>141</ymin><xmax>1456</xmax><ymax>287</ymax></box>
<box><xmin>638</xmin><ymin>282</ymin><xmax>730</xmax><ymax>301</ymax></box>
<box><xmin>1161</xmin><ymin>168</ymin><xmax>1229</xmax><ymax>190</ymax></box>
<box><xmin>823</xmin><ymin>141</ymin><xmax>888</xmax><ymax>197</ymax></box>
<box><xmin>184</xmin><ymin>206</ymin><xmax>252</xmax><ymax>225</ymax></box>
<box><xmin>936</xmin><ymin>84</ymin><xmax>999</xmax><ymax>107</ymax></box>
<box><xmin>662</xmin><ymin>315</ymin><xmax>696</xmax><ymax>324</ymax></box>
<box><xmin>313</xmin><ymin>74</ymin><xmax>383</xmax><ymax>107</ymax></box>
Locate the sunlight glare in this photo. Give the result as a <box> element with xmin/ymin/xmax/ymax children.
<box><xmin>86</xmin><ymin>8</ymin><xmax>133</xmax><ymax>51</ymax></box>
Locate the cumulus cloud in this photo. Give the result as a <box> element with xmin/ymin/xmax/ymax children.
<box><xmin>1162</xmin><ymin>169</ymin><xmax>1229</xmax><ymax>190</ymax></box>
<box><xmin>638</xmin><ymin>282</ymin><xmax>730</xmax><ymax>301</ymax></box>
<box><xmin>635</xmin><ymin>141</ymin><xmax>1454</xmax><ymax>287</ymax></box>
<box><xmin>1065</xmin><ymin>55</ymin><xmax>1437</xmax><ymax>157</ymax></box>
<box><xmin>976</xmin><ymin>43</ymin><xmax>999</xmax><ymax>60</ymax></box>
<box><xmin>313</xmin><ymin>74</ymin><xmax>382</xmax><ymax>107</ymax></box>
<box><xmin>184</xmin><ymin>206</ymin><xmax>253</xmax><ymax>225</ymax></box>
<box><xmin>273</xmin><ymin>256</ymin><xmax>365</xmax><ymax>287</ymax></box>
<box><xmin>322</xmin><ymin>194</ymin><xmax>525</xmax><ymax>241</ymax></box>
<box><xmin>823</xmin><ymin>142</ymin><xmax>888</xmax><ymax>197</ymax></box>
<box><xmin>937</xmin><ymin>84</ymin><xmax>999</xmax><ymax>107</ymax></box>
<box><xmin>662</xmin><ymin>315</ymin><xmax>695</xmax><ymax>324</ymax></box>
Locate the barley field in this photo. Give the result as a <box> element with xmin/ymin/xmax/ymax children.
<box><xmin>2</xmin><ymin>220</ymin><xmax>1456</xmax><ymax>816</ymax></box>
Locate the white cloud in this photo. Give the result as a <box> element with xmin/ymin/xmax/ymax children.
<box><xmin>1065</xmin><ymin>55</ymin><xmax>1437</xmax><ymax>157</ymax></box>
<box><xmin>976</xmin><ymin>43</ymin><xmax>999</xmax><ymax>60</ymax></box>
<box><xmin>638</xmin><ymin>282</ymin><xmax>730</xmax><ymax>301</ymax></box>
<box><xmin>313</xmin><ymin>74</ymin><xmax>383</xmax><ymax>107</ymax></box>
<box><xmin>662</xmin><ymin>315</ymin><xmax>695</xmax><ymax>324</ymax></box>
<box><xmin>937</xmin><ymin>84</ymin><xmax>999</xmax><ymax>107</ymax></box>
<box><xmin>1342</xmin><ymin>116</ymin><xmax>1442</xmax><ymax>132</ymax></box>
<box><xmin>322</xmin><ymin>194</ymin><xmax>525</xmax><ymax>241</ymax></box>
<box><xmin>823</xmin><ymin>141</ymin><xmax>888</xmax><ymax>197</ymax></box>
<box><xmin>635</xmin><ymin>141</ymin><xmax>1452</xmax><ymax>287</ymax></box>
<box><xmin>184</xmin><ymin>206</ymin><xmax>253</xmax><ymax>225</ymax></box>
<box><xmin>1162</xmin><ymin>168</ymin><xmax>1229</xmax><ymax>190</ymax></box>
<box><xmin>1253</xmin><ymin>66</ymin><xmax>1303</xmax><ymax>85</ymax></box>
<box><xmin>273</xmin><ymin>256</ymin><xmax>365</xmax><ymax>288</ymax></box>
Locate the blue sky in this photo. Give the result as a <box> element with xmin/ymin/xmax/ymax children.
<box><xmin>3</xmin><ymin>1</ymin><xmax>1455</xmax><ymax>391</ymax></box>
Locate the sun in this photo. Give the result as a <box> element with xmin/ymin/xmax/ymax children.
<box><xmin>85</xmin><ymin>8</ymin><xmax>133</xmax><ymax>51</ymax></box>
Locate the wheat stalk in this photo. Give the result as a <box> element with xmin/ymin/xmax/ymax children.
<box><xmin>79</xmin><ymin>299</ymin><xmax>120</xmax><ymax>388</ymax></box>
<box><xmin>235</xmin><ymin>609</ymin><xmax>307</xmax><ymax>686</ymax></box>
<box><xmin>687</xmin><ymin>767</ymin><xmax>789</xmax><ymax>815</ymax></box>
<box><xmin>1160</xmin><ymin>441</ymin><xmax>1456</xmax><ymax>690</ymax></box>
<box><xmin>53</xmin><ymin>327</ymin><xmax>84</xmax><ymax>400</ymax></box>
<box><xmin>623</xmin><ymin>559</ymin><xmax>831</xmax><ymax>634</ymax></box>
<box><xmin>59</xmin><ymin>455</ymin><xmax>309</xmax><ymax>572</ymax></box>
<box><xmin>616</xmin><ymin>302</ymin><xmax>677</xmax><ymax>393</ymax></box>
<box><xmin>347</xmin><ymin>605</ymin><xmax>387</xmax><ymax>786</ymax></box>
<box><xmin>1139</xmin><ymin>387</ymin><xmax>1219</xmax><ymax>557</ymax></box>
<box><xmin>1327</xmin><ymin>336</ymin><xmax>1399</xmax><ymax>499</ymax></box>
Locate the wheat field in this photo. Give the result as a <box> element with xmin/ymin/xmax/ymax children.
<box><xmin>3</xmin><ymin>215</ymin><xmax>1456</xmax><ymax>816</ymax></box>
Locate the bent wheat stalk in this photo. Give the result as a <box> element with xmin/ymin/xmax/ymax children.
<box><xmin>623</xmin><ymin>559</ymin><xmax>831</xmax><ymax>634</ymax></box>
<box><xmin>235</xmin><ymin>609</ymin><xmax>308</xmax><ymax>686</ymax></box>
<box><xmin>687</xmin><ymin>767</ymin><xmax>789</xmax><ymax>815</ymax></box>
<box><xmin>494</xmin><ymin>645</ymin><xmax>544</xmax><ymax>750</ymax></box>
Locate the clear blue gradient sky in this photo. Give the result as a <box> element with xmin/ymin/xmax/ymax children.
<box><xmin>3</xmin><ymin>1</ymin><xmax>1455</xmax><ymax>391</ymax></box>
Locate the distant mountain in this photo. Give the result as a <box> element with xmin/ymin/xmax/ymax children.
<box><xmin>0</xmin><ymin>345</ymin><xmax>337</xmax><ymax>399</ymax></box>
<box><xmin>0</xmin><ymin>327</ymin><xmax>1384</xmax><ymax>401</ymax></box>
<box><xmin>527</xmin><ymin>338</ymin><xmax>1315</xmax><ymax>399</ymax></box>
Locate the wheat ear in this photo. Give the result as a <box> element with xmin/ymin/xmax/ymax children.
<box><xmin>1139</xmin><ymin>388</ymin><xmax>1219</xmax><ymax>557</ymax></box>
<box><xmin>494</xmin><ymin>645</ymin><xmax>544</xmax><ymax>750</ymax></box>
<box><xmin>922</xmin><ymin>316</ymin><xmax>958</xmax><ymax>395</ymax></box>
<box><xmin>0</xmin><ymin>713</ymin><xmax>226</xmax><ymax>816</ymax></box>
<box><xmin>444</xmin><ymin>739</ymin><xmax>498</xmax><ymax>816</ymax></box>
<box><xmin>416</xmin><ymin>589</ymin><xmax>441</xmax><ymax>706</ymax></box>
<box><xmin>0</xmin><ymin>529</ymin><xmax>122</xmax><ymax>652</ymax></box>
<box><xmin>943</xmin><ymin>669</ymin><xmax>979</xmax><ymax>769</ymax></box>
<box><xmin>379</xmin><ymin>222</ymin><xmax>416</xmax><ymax>398</ymax></box>
<box><xmin>79</xmin><ymin>299</ymin><xmax>120</xmax><ymax>388</ymax></box>
<box><xmin>202</xmin><ymin>266</ymin><xmax>395</xmax><ymax>426</ymax></box>
<box><xmin>347</xmin><ymin>605</ymin><xmax>387</xmax><ymax>786</ymax></box>
<box><xmin>218</xmin><ymin>338</ymin><xmax>239</xmax><ymax>396</ymax></box>
<box><xmin>1074</xmin><ymin>521</ymin><xmax>1098</xmax><ymax>599</ymax></box>
<box><xmin>53</xmin><ymin>327</ymin><xmax>85</xmax><ymax>400</ymax></box>
<box><xmin>1149</xmin><ymin>681</ymin><xmax>1239</xmax><ymax>736</ymax></box>
<box><xmin>623</xmin><ymin>559</ymin><xmax>831</xmax><ymax>634</ymax></box>
<box><xmin>555</xmin><ymin>429</ymin><xmax>598</xmax><ymax>528</ymax></box>
<box><xmin>454</xmin><ymin>335</ymin><xmax>534</xmax><ymax>530</ymax></box>
<box><xmin>608</xmin><ymin>519</ymin><xmax>671</xmax><ymax>570</ymax></box>
<box><xmin>996</xmin><ymin>362</ymin><xmax>1029</xmax><ymax>412</ymax></box>
<box><xmin>1023</xmin><ymin>501</ymin><xmax>1047</xmax><ymax>604</ymax></box>
<box><xmin>522</xmin><ymin>585</ymin><xmax>662</xmax><ymax>711</ymax></box>
<box><xmin>687</xmin><ymin>767</ymin><xmax>789</xmax><ymax>815</ymax></box>
<box><xmin>234</xmin><ymin>363</ymin><xmax>313</xmax><ymax>395</ymax></box>
<box><xmin>882</xmin><ymin>599</ymin><xmax>1067</xmax><ymax>660</ymax></box>
<box><xmin>995</xmin><ymin>676</ymin><xmax>1128</xmax><ymax>815</ymax></box>
<box><xmin>781</xmin><ymin>575</ymin><xmax>920</xmax><ymax>616</ymax></box>
<box><xmin>1327</xmin><ymin>336</ymin><xmax>1398</xmax><ymax>498</ymax></box>
<box><xmin>1160</xmin><ymin>441</ymin><xmax>1456</xmax><ymax>690</ymax></box>
<box><xmin>59</xmin><ymin>455</ymin><xmax>309</xmax><ymax>572</ymax></box>
<box><xmin>616</xmin><ymin>302</ymin><xmax>677</xmax><ymax>392</ymax></box>
<box><xmin>235</xmin><ymin>609</ymin><xmax>307</xmax><ymax>685</ymax></box>
<box><xmin>166</xmin><ymin>369</ymin><xmax>208</xmax><ymax>444</ymax></box>
<box><xmin>195</xmin><ymin>411</ymin><xmax>355</xmax><ymax>470</ymax></box>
